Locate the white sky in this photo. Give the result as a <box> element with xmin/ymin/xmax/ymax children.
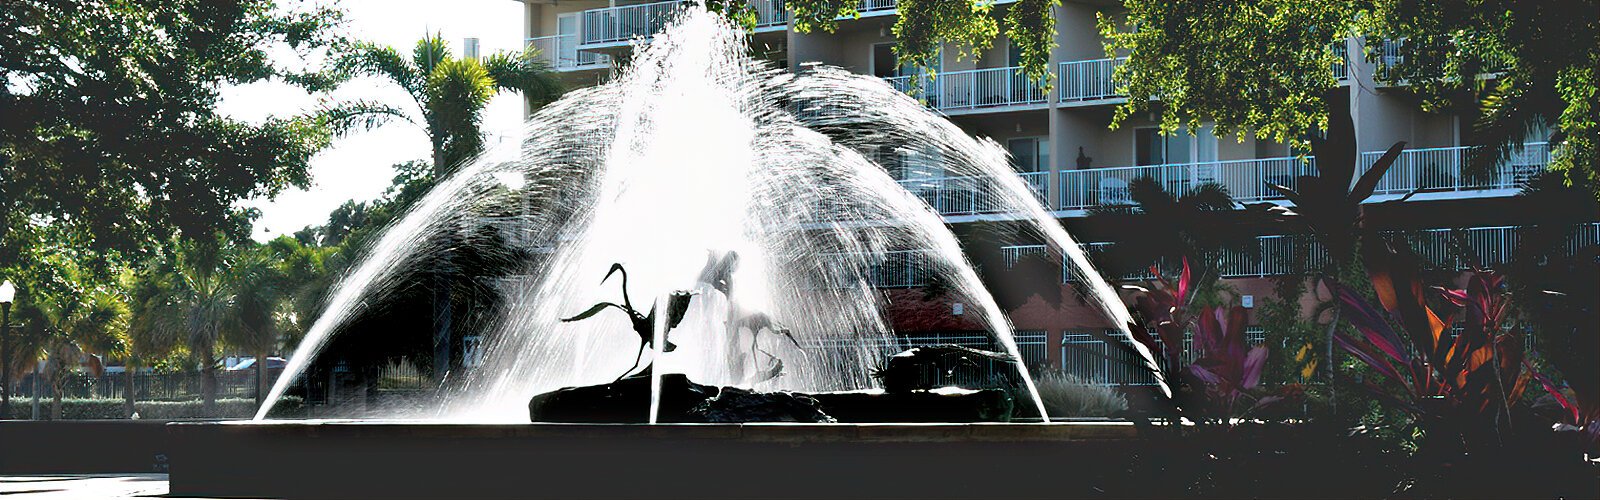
<box><xmin>223</xmin><ymin>0</ymin><xmax>528</xmax><ymax>242</ymax></box>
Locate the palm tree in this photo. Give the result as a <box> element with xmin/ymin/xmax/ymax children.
<box><xmin>138</xmin><ymin>242</ymin><xmax>281</xmax><ymax>414</ymax></box>
<box><xmin>14</xmin><ymin>290</ymin><xmax>127</xmax><ymax>419</ymax></box>
<box><xmin>331</xmin><ymin>33</ymin><xmax>563</xmax><ymax>177</ymax></box>
<box><xmin>126</xmin><ymin>269</ymin><xmax>183</xmax><ymax>417</ymax></box>
<box><xmin>1089</xmin><ymin>178</ymin><xmax>1261</xmax><ymax>291</ymax></box>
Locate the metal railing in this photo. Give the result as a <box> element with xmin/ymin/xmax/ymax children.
<box><xmin>1358</xmin><ymin>142</ymin><xmax>1549</xmax><ymax>194</ymax></box>
<box><xmin>577</xmin><ymin>0</ymin><xmax>784</xmax><ymax>46</ymax></box>
<box><xmin>1060</xmin><ymin>143</ymin><xmax>1549</xmax><ymax>212</ymax></box>
<box><xmin>858</xmin><ymin>0</ymin><xmax>897</xmax><ymax>14</ymax></box>
<box><xmin>866</xmin><ymin>249</ymin><xmax>934</xmax><ymax>288</ymax></box>
<box><xmin>1017</xmin><ymin>171</ymin><xmax>1048</xmax><ymax>206</ymax></box>
<box><xmin>1059</xmin><ymin>155</ymin><xmax>1317</xmax><ymax>210</ymax></box>
<box><xmin>581</xmin><ymin>1</ymin><xmax>689</xmax><ymax>45</ymax></box>
<box><xmin>752</xmin><ymin>0</ymin><xmax>788</xmax><ymax>28</ymax></box>
<box><xmin>1061</xmin><ymin>328</ymin><xmax>1263</xmax><ymax>386</ymax></box>
<box><xmin>1372</xmin><ymin>38</ymin><xmax>1406</xmax><ymax>82</ymax></box>
<box><xmin>896</xmin><ymin>172</ymin><xmax>1048</xmax><ymax>216</ymax></box>
<box><xmin>1008</xmin><ymin>223</ymin><xmax>1599</xmax><ymax>284</ymax></box>
<box><xmin>886</xmin><ymin>66</ymin><xmax>1048</xmax><ymax>111</ymax></box>
<box><xmin>526</xmin><ymin>35</ymin><xmax>610</xmax><ymax>71</ymax></box>
<box><xmin>1331</xmin><ymin>44</ymin><xmax>1350</xmax><ymax>81</ymax></box>
<box><xmin>1057</xmin><ymin>57</ymin><xmax>1124</xmax><ymax>102</ymax></box>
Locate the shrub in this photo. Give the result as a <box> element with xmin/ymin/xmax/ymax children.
<box><xmin>1035</xmin><ymin>372</ymin><xmax>1128</xmax><ymax>419</ymax></box>
<box><xmin>1</xmin><ymin>397</ymin><xmax>304</xmax><ymax>420</ymax></box>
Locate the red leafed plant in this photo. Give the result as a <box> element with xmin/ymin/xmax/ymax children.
<box><xmin>1187</xmin><ymin>305</ymin><xmax>1271</xmax><ymax>417</ymax></box>
<box><xmin>1329</xmin><ymin>238</ymin><xmax>1531</xmax><ymax>451</ymax></box>
<box><xmin>1122</xmin><ymin>258</ymin><xmax>1289</xmax><ymax>420</ymax></box>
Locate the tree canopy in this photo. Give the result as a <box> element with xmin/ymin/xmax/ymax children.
<box><xmin>1101</xmin><ymin>0</ymin><xmax>1599</xmax><ymax>200</ymax></box>
<box><xmin>0</xmin><ymin>0</ymin><xmax>353</xmax><ymax>271</ymax></box>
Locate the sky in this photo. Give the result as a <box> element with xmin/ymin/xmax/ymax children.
<box><xmin>221</xmin><ymin>0</ymin><xmax>529</xmax><ymax>242</ymax></box>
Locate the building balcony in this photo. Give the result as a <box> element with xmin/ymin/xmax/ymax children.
<box><xmin>895</xmin><ymin>170</ymin><xmax>1048</xmax><ymax>216</ymax></box>
<box><xmin>1000</xmin><ymin>222</ymin><xmax>1600</xmax><ymax>284</ymax></box>
<box><xmin>1057</xmin><ymin>57</ymin><xmax>1125</xmax><ymax>104</ymax></box>
<box><xmin>885</xmin><ymin>66</ymin><xmax>1048</xmax><ymax>114</ymax></box>
<box><xmin>1059</xmin><ymin>142</ymin><xmax>1549</xmax><ymax>211</ymax></box>
<box><xmin>526</xmin><ymin>35</ymin><xmax>611</xmax><ymax>72</ymax></box>
<box><xmin>577</xmin><ymin>0</ymin><xmax>786</xmax><ymax>50</ymax></box>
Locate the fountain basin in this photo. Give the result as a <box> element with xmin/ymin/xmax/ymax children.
<box><xmin>167</xmin><ymin>420</ymin><xmax>1139</xmax><ymax>499</ymax></box>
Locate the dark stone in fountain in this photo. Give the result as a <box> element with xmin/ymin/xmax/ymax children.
<box><xmin>527</xmin><ymin>373</ymin><xmax>718</xmax><ymax>423</ymax></box>
<box><xmin>528</xmin><ymin>372</ymin><xmax>1009</xmax><ymax>423</ymax></box>
<box><xmin>691</xmin><ymin>387</ymin><xmax>835</xmax><ymax>423</ymax></box>
<box><xmin>807</xmin><ymin>388</ymin><xmax>1013</xmax><ymax>423</ymax></box>
<box><xmin>526</xmin><ymin>373</ymin><xmax>834</xmax><ymax>423</ymax></box>
<box><xmin>877</xmin><ymin>344</ymin><xmax>1021</xmax><ymax>394</ymax></box>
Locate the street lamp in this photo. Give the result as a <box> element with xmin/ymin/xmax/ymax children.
<box><xmin>0</xmin><ymin>279</ymin><xmax>14</xmax><ymax>420</ymax></box>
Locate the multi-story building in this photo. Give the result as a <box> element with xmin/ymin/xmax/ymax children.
<box><xmin>515</xmin><ymin>0</ymin><xmax>1594</xmax><ymax>385</ymax></box>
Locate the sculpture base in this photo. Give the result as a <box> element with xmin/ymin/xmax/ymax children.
<box><xmin>166</xmin><ymin>420</ymin><xmax>1137</xmax><ymax>499</ymax></box>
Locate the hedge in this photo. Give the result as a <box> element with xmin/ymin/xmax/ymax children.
<box><xmin>2</xmin><ymin>396</ymin><xmax>305</xmax><ymax>420</ymax></box>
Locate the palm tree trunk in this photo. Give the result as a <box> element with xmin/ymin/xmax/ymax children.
<box><xmin>255</xmin><ymin>350</ymin><xmax>268</xmax><ymax>411</ymax></box>
<box><xmin>202</xmin><ymin>352</ymin><xmax>217</xmax><ymax>415</ymax></box>
<box><xmin>123</xmin><ymin>358</ymin><xmax>136</xmax><ymax>418</ymax></box>
<box><xmin>49</xmin><ymin>367</ymin><xmax>63</xmax><ymax>420</ymax></box>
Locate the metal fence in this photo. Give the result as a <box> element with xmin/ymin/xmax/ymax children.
<box><xmin>12</xmin><ymin>371</ymin><xmax>266</xmax><ymax>401</ymax></box>
<box><xmin>1060</xmin><ymin>327</ymin><xmax>1264</xmax><ymax>386</ymax></box>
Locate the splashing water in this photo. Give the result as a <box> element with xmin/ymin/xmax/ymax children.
<box><xmin>256</xmin><ymin>9</ymin><xmax>1163</xmax><ymax>422</ymax></box>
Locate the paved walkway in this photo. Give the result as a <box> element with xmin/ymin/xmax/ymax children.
<box><xmin>0</xmin><ymin>474</ymin><xmax>169</xmax><ymax>498</ymax></box>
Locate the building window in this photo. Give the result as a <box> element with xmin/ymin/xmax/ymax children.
<box><xmin>1007</xmin><ymin>137</ymin><xmax>1049</xmax><ymax>172</ymax></box>
<box><xmin>1134</xmin><ymin>126</ymin><xmax>1217</xmax><ymax>166</ymax></box>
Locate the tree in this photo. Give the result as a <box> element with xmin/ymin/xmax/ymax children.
<box><xmin>1100</xmin><ymin>1</ymin><xmax>1599</xmax><ymax>200</ymax></box>
<box><xmin>135</xmin><ymin>240</ymin><xmax>280</xmax><ymax>413</ymax></box>
<box><xmin>332</xmin><ymin>34</ymin><xmax>562</xmax><ymax>177</ymax></box>
<box><xmin>1089</xmin><ymin>178</ymin><xmax>1259</xmax><ymax>293</ymax></box>
<box><xmin>0</xmin><ymin>0</ymin><xmax>352</xmax><ymax>275</ymax></box>
<box><xmin>781</xmin><ymin>0</ymin><xmax>1059</xmax><ymax>84</ymax></box>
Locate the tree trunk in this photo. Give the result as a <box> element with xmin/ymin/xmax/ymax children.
<box><xmin>201</xmin><ymin>352</ymin><xmax>217</xmax><ymax>415</ymax></box>
<box><xmin>49</xmin><ymin>368</ymin><xmax>63</xmax><ymax>420</ymax></box>
<box><xmin>123</xmin><ymin>358</ymin><xmax>136</xmax><ymax>418</ymax></box>
<box><xmin>255</xmin><ymin>350</ymin><xmax>268</xmax><ymax>412</ymax></box>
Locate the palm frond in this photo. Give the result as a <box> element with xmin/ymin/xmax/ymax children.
<box><xmin>316</xmin><ymin>99</ymin><xmax>416</xmax><ymax>138</ymax></box>
<box><xmin>481</xmin><ymin>49</ymin><xmax>565</xmax><ymax>109</ymax></box>
<box><xmin>413</xmin><ymin>33</ymin><xmax>452</xmax><ymax>78</ymax></box>
<box><xmin>335</xmin><ymin>42</ymin><xmax>424</xmax><ymax>99</ymax></box>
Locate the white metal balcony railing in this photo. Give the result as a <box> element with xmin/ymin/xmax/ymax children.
<box><xmin>751</xmin><ymin>0</ymin><xmax>788</xmax><ymax>28</ymax></box>
<box><xmin>526</xmin><ymin>35</ymin><xmax>610</xmax><ymax>71</ymax></box>
<box><xmin>578</xmin><ymin>0</ymin><xmax>786</xmax><ymax>46</ymax></box>
<box><xmin>1331</xmin><ymin>44</ymin><xmax>1350</xmax><ymax>81</ymax></box>
<box><xmin>1058</xmin><ymin>156</ymin><xmax>1317</xmax><ymax>211</ymax></box>
<box><xmin>998</xmin><ymin>222</ymin><xmax>1600</xmax><ymax>284</ymax></box>
<box><xmin>1359</xmin><ymin>142</ymin><xmax>1548</xmax><ymax>195</ymax></box>
<box><xmin>885</xmin><ymin>66</ymin><xmax>1048</xmax><ymax>112</ymax></box>
<box><xmin>580</xmin><ymin>1</ymin><xmax>687</xmax><ymax>45</ymax></box>
<box><xmin>1057</xmin><ymin>142</ymin><xmax>1549</xmax><ymax>212</ymax></box>
<box><xmin>858</xmin><ymin>0</ymin><xmax>897</xmax><ymax>14</ymax></box>
<box><xmin>895</xmin><ymin>171</ymin><xmax>1049</xmax><ymax>216</ymax></box>
<box><xmin>1057</xmin><ymin>57</ymin><xmax>1124</xmax><ymax>102</ymax></box>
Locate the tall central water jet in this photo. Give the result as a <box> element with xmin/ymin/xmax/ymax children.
<box><xmin>257</xmin><ymin>8</ymin><xmax>1161</xmax><ymax>422</ymax></box>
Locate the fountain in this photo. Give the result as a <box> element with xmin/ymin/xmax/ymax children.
<box><xmin>254</xmin><ymin>8</ymin><xmax>1155</xmax><ymax>425</ymax></box>
<box><xmin>167</xmin><ymin>8</ymin><xmax>1161</xmax><ymax>497</ymax></box>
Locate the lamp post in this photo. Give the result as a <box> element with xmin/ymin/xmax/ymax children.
<box><xmin>0</xmin><ymin>280</ymin><xmax>13</xmax><ymax>419</ymax></box>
